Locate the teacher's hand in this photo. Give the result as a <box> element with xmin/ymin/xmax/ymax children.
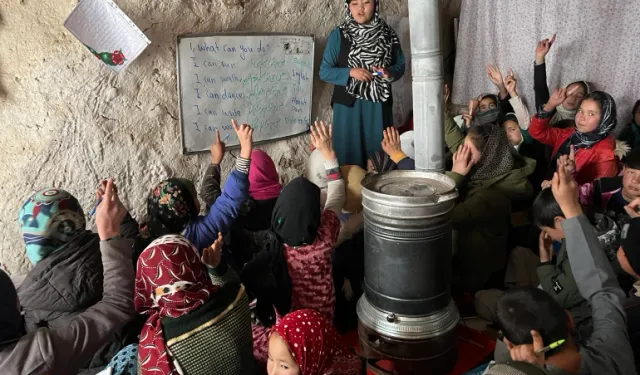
<box><xmin>350</xmin><ymin>68</ymin><xmax>373</xmax><ymax>82</ymax></box>
<box><xmin>372</xmin><ymin>66</ymin><xmax>390</xmax><ymax>79</ymax></box>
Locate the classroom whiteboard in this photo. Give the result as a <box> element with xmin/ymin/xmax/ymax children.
<box><xmin>177</xmin><ymin>33</ymin><xmax>315</xmax><ymax>154</ymax></box>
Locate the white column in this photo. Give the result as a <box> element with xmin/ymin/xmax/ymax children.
<box><xmin>408</xmin><ymin>0</ymin><xmax>444</xmax><ymax>172</ymax></box>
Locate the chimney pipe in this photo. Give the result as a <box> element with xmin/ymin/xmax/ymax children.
<box><xmin>408</xmin><ymin>0</ymin><xmax>444</xmax><ymax>172</ymax></box>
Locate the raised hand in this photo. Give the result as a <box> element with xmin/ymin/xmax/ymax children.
<box><xmin>210</xmin><ymin>130</ymin><xmax>226</xmax><ymax>165</ymax></box>
<box><xmin>557</xmin><ymin>146</ymin><xmax>577</xmax><ymax>175</ymax></box>
<box><xmin>232</xmin><ymin>119</ymin><xmax>253</xmax><ymax>159</ymax></box>
<box><xmin>202</xmin><ymin>232</ymin><xmax>224</xmax><ymax>268</ymax></box>
<box><xmin>544</xmin><ymin>87</ymin><xmax>567</xmax><ymax>111</ymax></box>
<box><xmin>350</xmin><ymin>68</ymin><xmax>373</xmax><ymax>82</ymax></box>
<box><xmin>536</xmin><ymin>33</ymin><xmax>556</xmax><ymax>64</ymax></box>
<box><xmin>551</xmin><ymin>156</ymin><xmax>582</xmax><ymax>219</ymax></box>
<box><xmin>486</xmin><ymin>64</ymin><xmax>505</xmax><ymax>88</ymax></box>
<box><xmin>463</xmin><ymin>98</ymin><xmax>479</xmax><ymax>128</ymax></box>
<box><xmin>539</xmin><ymin>231</ymin><xmax>554</xmax><ymax>262</ymax></box>
<box><xmin>95</xmin><ymin>179</ymin><xmax>127</xmax><ymax>241</ymax></box>
<box><xmin>451</xmin><ymin>143</ymin><xmax>475</xmax><ymax>176</ymax></box>
<box><xmin>310</xmin><ymin>120</ymin><xmax>335</xmax><ymax>161</ymax></box>
<box><xmin>504</xmin><ymin>69</ymin><xmax>518</xmax><ymax>97</ymax></box>
<box><xmin>95</xmin><ymin>179</ymin><xmax>118</xmax><ymax>201</ymax></box>
<box><xmin>625</xmin><ymin>198</ymin><xmax>640</xmax><ymax>219</ymax></box>
<box><xmin>381</xmin><ymin>127</ymin><xmax>402</xmax><ymax>157</ymax></box>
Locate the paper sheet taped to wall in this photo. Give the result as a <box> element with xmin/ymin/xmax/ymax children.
<box><xmin>64</xmin><ymin>0</ymin><xmax>151</xmax><ymax>73</ymax></box>
<box><xmin>176</xmin><ymin>33</ymin><xmax>315</xmax><ymax>153</ymax></box>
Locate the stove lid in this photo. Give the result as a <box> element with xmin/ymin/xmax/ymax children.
<box><xmin>362</xmin><ymin>170</ymin><xmax>458</xmax><ymax>206</ymax></box>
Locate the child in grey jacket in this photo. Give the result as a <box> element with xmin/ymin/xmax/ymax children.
<box><xmin>0</xmin><ymin>180</ymin><xmax>136</xmax><ymax>375</ymax></box>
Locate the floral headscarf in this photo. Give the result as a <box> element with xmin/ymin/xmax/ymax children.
<box><xmin>147</xmin><ymin>179</ymin><xmax>199</xmax><ymax>238</ymax></box>
<box><xmin>135</xmin><ymin>235</ymin><xmax>219</xmax><ymax>375</ymax></box>
<box><xmin>19</xmin><ymin>188</ymin><xmax>86</xmax><ymax>265</ymax></box>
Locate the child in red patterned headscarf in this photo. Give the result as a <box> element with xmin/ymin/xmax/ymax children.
<box><xmin>267</xmin><ymin>309</ymin><xmax>361</xmax><ymax>375</ymax></box>
<box><xmin>135</xmin><ymin>234</ymin><xmax>254</xmax><ymax>375</ymax></box>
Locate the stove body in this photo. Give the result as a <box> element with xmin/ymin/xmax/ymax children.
<box><xmin>357</xmin><ymin>171</ymin><xmax>459</xmax><ymax>375</ymax></box>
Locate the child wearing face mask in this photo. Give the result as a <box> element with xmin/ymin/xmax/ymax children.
<box><xmin>529</xmin><ymin>89</ymin><xmax>619</xmax><ymax>185</ymax></box>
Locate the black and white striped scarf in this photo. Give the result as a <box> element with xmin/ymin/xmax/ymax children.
<box><xmin>339</xmin><ymin>0</ymin><xmax>400</xmax><ymax>103</ymax></box>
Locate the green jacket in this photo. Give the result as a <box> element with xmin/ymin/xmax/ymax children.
<box><xmin>537</xmin><ymin>240</ymin><xmax>592</xmax><ymax>330</ymax></box>
<box><xmin>445</xmin><ymin>111</ymin><xmax>536</xmax><ymax>292</ymax></box>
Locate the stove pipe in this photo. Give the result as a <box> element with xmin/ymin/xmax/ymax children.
<box><xmin>408</xmin><ymin>0</ymin><xmax>445</xmax><ymax>172</ymax></box>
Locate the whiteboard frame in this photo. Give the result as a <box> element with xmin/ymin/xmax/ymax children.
<box><xmin>176</xmin><ymin>32</ymin><xmax>315</xmax><ymax>155</ymax></box>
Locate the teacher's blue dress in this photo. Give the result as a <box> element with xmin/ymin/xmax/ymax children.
<box><xmin>320</xmin><ymin>28</ymin><xmax>406</xmax><ymax>168</ymax></box>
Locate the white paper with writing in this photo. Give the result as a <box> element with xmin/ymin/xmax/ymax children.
<box><xmin>64</xmin><ymin>0</ymin><xmax>151</xmax><ymax>73</ymax></box>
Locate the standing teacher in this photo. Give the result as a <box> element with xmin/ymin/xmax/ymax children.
<box><xmin>320</xmin><ymin>0</ymin><xmax>405</xmax><ymax>168</ymax></box>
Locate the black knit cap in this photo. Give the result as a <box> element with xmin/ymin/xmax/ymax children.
<box><xmin>622</xmin><ymin>218</ymin><xmax>640</xmax><ymax>275</ymax></box>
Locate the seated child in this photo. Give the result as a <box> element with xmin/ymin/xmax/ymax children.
<box><xmin>268</xmin><ymin>309</ymin><xmax>362</xmax><ymax>375</ymax></box>
<box><xmin>495</xmin><ymin>166</ymin><xmax>635</xmax><ymax>374</ymax></box>
<box><xmin>0</xmin><ymin>181</ymin><xmax>136</xmax><ymax>374</ymax></box>
<box><xmin>532</xmin><ymin>183</ymin><xmax>622</xmax><ymax>339</ymax></box>
<box><xmin>134</xmin><ymin>233</ymin><xmax>253</xmax><ymax>374</ymax></box>
<box><xmin>579</xmin><ymin>148</ymin><xmax>640</xmax><ymax>227</ymax></box>
<box><xmin>142</xmin><ymin>122</ymin><xmax>253</xmax><ymax>252</ymax></box>
<box><xmin>244</xmin><ymin>122</ymin><xmax>346</xmax><ymax>363</ymax></box>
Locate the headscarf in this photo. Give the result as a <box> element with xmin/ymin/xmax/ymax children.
<box><xmin>370</xmin><ymin>150</ymin><xmax>397</xmax><ymax>173</ymax></box>
<box><xmin>551</xmin><ymin>81</ymin><xmax>591</xmax><ymax>124</ymax></box>
<box><xmin>306</xmin><ymin>149</ymin><xmax>328</xmax><ymax>190</ymax></box>
<box><xmin>147</xmin><ymin>179</ymin><xmax>199</xmax><ymax>238</ymax></box>
<box><xmin>271</xmin><ymin>309</ymin><xmax>361</xmax><ymax>375</ymax></box>
<box><xmin>249</xmin><ymin>149</ymin><xmax>283</xmax><ymax>201</ymax></box>
<box><xmin>272</xmin><ymin>177</ymin><xmax>321</xmax><ymax>246</ymax></box>
<box><xmin>400</xmin><ymin>130</ymin><xmax>415</xmax><ymax>160</ymax></box>
<box><xmin>470</xmin><ymin>125</ymin><xmax>516</xmax><ymax>181</ymax></box>
<box><xmin>339</xmin><ymin>0</ymin><xmax>400</xmax><ymax>103</ymax></box>
<box><xmin>0</xmin><ymin>270</ymin><xmax>22</xmax><ymax>344</ymax></box>
<box><xmin>19</xmin><ymin>188</ymin><xmax>86</xmax><ymax>265</ymax></box>
<box><xmin>241</xmin><ymin>177</ymin><xmax>321</xmax><ymax>328</ymax></box>
<box><xmin>135</xmin><ymin>235</ymin><xmax>219</xmax><ymax>375</ymax></box>
<box><xmin>341</xmin><ymin>165</ymin><xmax>366</xmax><ymax>213</ymax></box>
<box><xmin>555</xmin><ymin>91</ymin><xmax>617</xmax><ymax>160</ymax></box>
